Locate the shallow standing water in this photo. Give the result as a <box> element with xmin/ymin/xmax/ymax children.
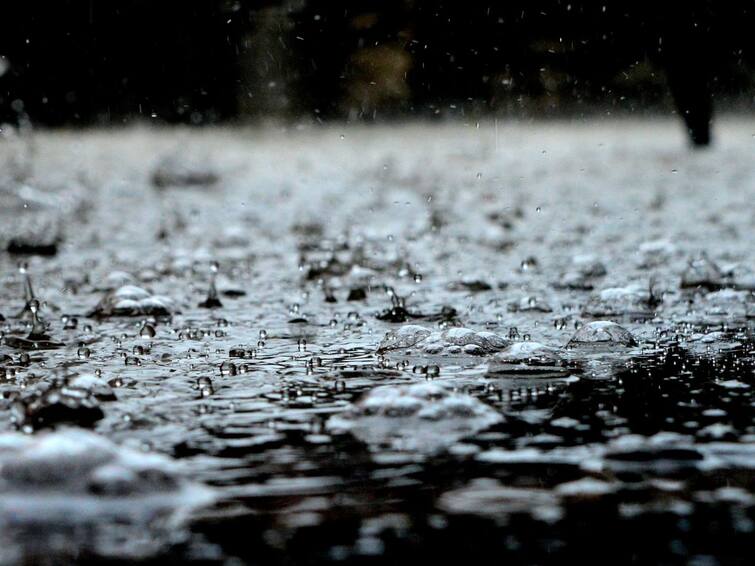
<box><xmin>0</xmin><ymin>118</ymin><xmax>754</xmax><ymax>564</ymax></box>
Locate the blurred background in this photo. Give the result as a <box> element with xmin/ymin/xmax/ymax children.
<box><xmin>0</xmin><ymin>0</ymin><xmax>753</xmax><ymax>127</ymax></box>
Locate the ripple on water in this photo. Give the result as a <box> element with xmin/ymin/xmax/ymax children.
<box><xmin>0</xmin><ymin>428</ymin><xmax>214</xmax><ymax>561</ymax></box>
<box><xmin>89</xmin><ymin>285</ymin><xmax>175</xmax><ymax>318</ymax></box>
<box><xmin>378</xmin><ymin>325</ymin><xmax>509</xmax><ymax>356</ymax></box>
<box><xmin>327</xmin><ymin>382</ymin><xmax>503</xmax><ymax>454</ymax></box>
<box><xmin>487</xmin><ymin>342</ymin><xmax>571</xmax><ymax>377</ymax></box>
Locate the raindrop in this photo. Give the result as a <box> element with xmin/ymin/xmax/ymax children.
<box><xmin>219</xmin><ymin>361</ymin><xmax>237</xmax><ymax>376</ymax></box>
<box><xmin>197</xmin><ymin>377</ymin><xmax>214</xmax><ymax>397</ymax></box>
<box><xmin>520</xmin><ymin>257</ymin><xmax>537</xmax><ymax>272</ymax></box>
<box><xmin>198</xmin><ymin>261</ymin><xmax>223</xmax><ymax>308</ymax></box>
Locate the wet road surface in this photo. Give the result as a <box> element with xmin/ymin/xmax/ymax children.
<box><xmin>0</xmin><ymin>118</ymin><xmax>754</xmax><ymax>564</ymax></box>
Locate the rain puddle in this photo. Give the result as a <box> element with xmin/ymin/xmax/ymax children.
<box><xmin>0</xmin><ymin>119</ymin><xmax>753</xmax><ymax>563</ymax></box>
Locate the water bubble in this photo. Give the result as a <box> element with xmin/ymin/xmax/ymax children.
<box><xmin>567</xmin><ymin>321</ymin><xmax>636</xmax><ymax>347</ymax></box>
<box><xmin>139</xmin><ymin>322</ymin><xmax>156</xmax><ymax>339</ymax></box>
<box><xmin>91</xmin><ymin>285</ymin><xmax>173</xmax><ymax>317</ymax></box>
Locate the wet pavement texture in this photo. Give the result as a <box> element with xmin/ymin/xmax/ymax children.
<box><xmin>0</xmin><ymin>119</ymin><xmax>754</xmax><ymax>564</ymax></box>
